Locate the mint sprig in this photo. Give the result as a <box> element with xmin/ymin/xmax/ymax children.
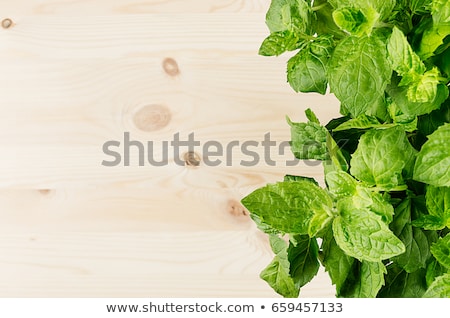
<box><xmin>242</xmin><ymin>0</ymin><xmax>450</xmax><ymax>298</ymax></box>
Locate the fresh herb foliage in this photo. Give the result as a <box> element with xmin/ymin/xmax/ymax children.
<box><xmin>243</xmin><ymin>0</ymin><xmax>450</xmax><ymax>297</ymax></box>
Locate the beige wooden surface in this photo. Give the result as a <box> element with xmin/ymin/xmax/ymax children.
<box><xmin>0</xmin><ymin>0</ymin><xmax>340</xmax><ymax>297</ymax></box>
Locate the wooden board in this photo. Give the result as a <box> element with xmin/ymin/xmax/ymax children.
<box><xmin>0</xmin><ymin>0</ymin><xmax>339</xmax><ymax>297</ymax></box>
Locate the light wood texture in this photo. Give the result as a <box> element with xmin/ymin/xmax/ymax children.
<box><xmin>0</xmin><ymin>0</ymin><xmax>339</xmax><ymax>297</ymax></box>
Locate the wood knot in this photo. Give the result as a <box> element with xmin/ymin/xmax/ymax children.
<box><xmin>1</xmin><ymin>18</ymin><xmax>13</xmax><ymax>29</ymax></box>
<box><xmin>183</xmin><ymin>151</ymin><xmax>201</xmax><ymax>167</ymax></box>
<box><xmin>227</xmin><ymin>200</ymin><xmax>249</xmax><ymax>218</ymax></box>
<box><xmin>133</xmin><ymin>104</ymin><xmax>171</xmax><ymax>132</ymax></box>
<box><xmin>38</xmin><ymin>189</ymin><xmax>52</xmax><ymax>195</ymax></box>
<box><xmin>162</xmin><ymin>58</ymin><xmax>180</xmax><ymax>77</ymax></box>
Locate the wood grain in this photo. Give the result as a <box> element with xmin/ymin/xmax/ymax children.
<box><xmin>0</xmin><ymin>0</ymin><xmax>338</xmax><ymax>297</ymax></box>
<box><xmin>2</xmin><ymin>0</ymin><xmax>269</xmax><ymax>16</ymax></box>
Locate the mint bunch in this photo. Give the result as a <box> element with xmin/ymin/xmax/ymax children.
<box><xmin>242</xmin><ymin>0</ymin><xmax>450</xmax><ymax>298</ymax></box>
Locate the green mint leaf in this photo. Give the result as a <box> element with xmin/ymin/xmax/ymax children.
<box><xmin>431</xmin><ymin>0</ymin><xmax>450</xmax><ymax>25</ymax></box>
<box><xmin>419</xmin><ymin>26</ymin><xmax>450</xmax><ymax>60</ymax></box>
<box><xmin>339</xmin><ymin>261</ymin><xmax>386</xmax><ymax>298</ymax></box>
<box><xmin>333</xmin><ymin>198</ymin><xmax>405</xmax><ymax>262</ymax></box>
<box><xmin>333</xmin><ymin>114</ymin><xmax>382</xmax><ymax>131</ymax></box>
<box><xmin>387</xmin><ymin>79</ymin><xmax>449</xmax><ymax>116</ymax></box>
<box><xmin>411</xmin><ymin>215</ymin><xmax>446</xmax><ymax>230</ymax></box>
<box><xmin>287</xmin><ymin>117</ymin><xmax>329</xmax><ymax>160</ymax></box>
<box><xmin>423</xmin><ymin>273</ymin><xmax>450</xmax><ymax>298</ymax></box>
<box><xmin>261</xmin><ymin>235</ymin><xmax>321</xmax><ymax>297</ymax></box>
<box><xmin>387</xmin><ymin>100</ymin><xmax>418</xmax><ymax>133</ymax></box>
<box><xmin>305</xmin><ymin>108</ymin><xmax>320</xmax><ymax>124</ymax></box>
<box><xmin>414</xmin><ymin>123</ymin><xmax>450</xmax><ymax>187</ymax></box>
<box><xmin>426</xmin><ymin>185</ymin><xmax>450</xmax><ymax>221</ymax></box>
<box><xmin>415</xmin><ymin>186</ymin><xmax>450</xmax><ymax>230</ymax></box>
<box><xmin>371</xmin><ymin>0</ymin><xmax>397</xmax><ymax>20</ymax></box>
<box><xmin>321</xmin><ymin>227</ymin><xmax>355</xmax><ymax>295</ymax></box>
<box><xmin>328</xmin><ymin>33</ymin><xmax>391</xmax><ymax>117</ymax></box>
<box><xmin>431</xmin><ymin>234</ymin><xmax>450</xmax><ymax>269</ymax></box>
<box><xmin>326</xmin><ymin>171</ymin><xmax>394</xmax><ymax>223</ymax></box>
<box><xmin>328</xmin><ymin>0</ymin><xmax>396</xmax><ymax>21</ymax></box>
<box><xmin>249</xmin><ymin>214</ymin><xmax>281</xmax><ymax>235</ymax></box>
<box><xmin>350</xmin><ymin>126</ymin><xmax>417</xmax><ymax>191</ymax></box>
<box><xmin>332</xmin><ymin>6</ymin><xmax>379</xmax><ymax>37</ymax></box>
<box><xmin>241</xmin><ymin>180</ymin><xmax>333</xmax><ymax>236</ymax></box>
<box><xmin>379</xmin><ymin>264</ymin><xmax>428</xmax><ymax>297</ymax></box>
<box><xmin>259</xmin><ymin>31</ymin><xmax>301</xmax><ymax>56</ymax></box>
<box><xmin>407</xmin><ymin>68</ymin><xmax>441</xmax><ymax>103</ymax></box>
<box><xmin>419</xmin><ymin>26</ymin><xmax>450</xmax><ymax>59</ymax></box>
<box><xmin>387</xmin><ymin>28</ymin><xmax>444</xmax><ymax>104</ymax></box>
<box><xmin>281</xmin><ymin>178</ymin><xmax>324</xmax><ymax>235</ymax></box>
<box><xmin>288</xmin><ymin>235</ymin><xmax>320</xmax><ymax>288</ymax></box>
<box><xmin>418</xmin><ymin>0</ymin><xmax>450</xmax><ymax>59</ymax></box>
<box><xmin>354</xmin><ymin>187</ymin><xmax>394</xmax><ymax>224</ymax></box>
<box><xmin>260</xmin><ymin>235</ymin><xmax>299</xmax><ymax>298</ymax></box>
<box><xmin>327</xmin><ymin>0</ymin><xmax>354</xmax><ymax>8</ymax></box>
<box><xmin>283</xmin><ymin>174</ymin><xmax>318</xmax><ymax>185</ymax></box>
<box><xmin>324</xmin><ymin>131</ymin><xmax>350</xmax><ymax>173</ymax></box>
<box><xmin>265</xmin><ymin>0</ymin><xmax>312</xmax><ymax>34</ymax></box>
<box><xmin>391</xmin><ymin>199</ymin><xmax>435</xmax><ymax>272</ymax></box>
<box><xmin>309</xmin><ymin>207</ymin><xmax>334</xmax><ymax>238</ymax></box>
<box><xmin>313</xmin><ymin>0</ymin><xmax>345</xmax><ymax>38</ymax></box>
<box><xmin>388</xmin><ymin>26</ymin><xmax>426</xmax><ymax>82</ymax></box>
<box><xmin>409</xmin><ymin>0</ymin><xmax>433</xmax><ymax>14</ymax></box>
<box><xmin>326</xmin><ymin>170</ymin><xmax>358</xmax><ymax>199</ymax></box>
<box><xmin>287</xmin><ymin>48</ymin><xmax>328</xmax><ymax>94</ymax></box>
<box><xmin>426</xmin><ymin>259</ymin><xmax>447</xmax><ymax>287</ymax></box>
<box><xmin>411</xmin><ymin>193</ymin><xmax>447</xmax><ymax>230</ymax></box>
<box><xmin>288</xmin><ymin>110</ymin><xmax>349</xmax><ymax>172</ymax></box>
<box><xmin>287</xmin><ymin>36</ymin><xmax>334</xmax><ymax>94</ymax></box>
<box><xmin>309</xmin><ymin>34</ymin><xmax>335</xmax><ymax>56</ymax></box>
